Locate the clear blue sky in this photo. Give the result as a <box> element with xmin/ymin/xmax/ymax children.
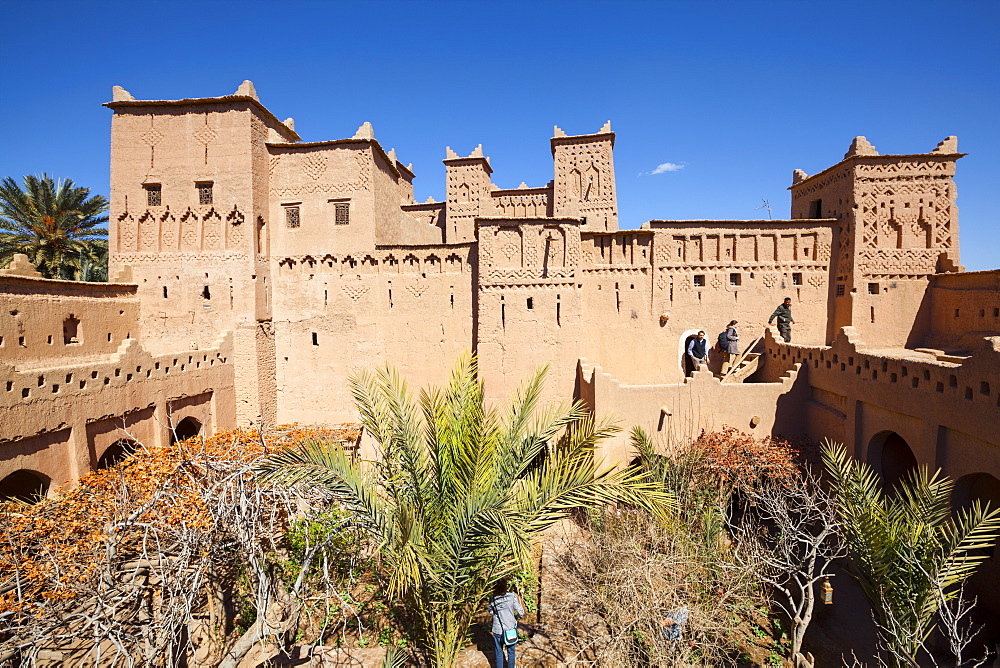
<box><xmin>2</xmin><ymin>0</ymin><xmax>997</xmax><ymax>270</ymax></box>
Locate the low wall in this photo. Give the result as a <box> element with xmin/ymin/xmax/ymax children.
<box><xmin>577</xmin><ymin>352</ymin><xmax>808</xmax><ymax>467</ymax></box>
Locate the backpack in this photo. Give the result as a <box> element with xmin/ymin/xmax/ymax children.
<box><xmin>717</xmin><ymin>330</ymin><xmax>728</xmax><ymax>352</ymax></box>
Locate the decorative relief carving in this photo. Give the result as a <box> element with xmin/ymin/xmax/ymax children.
<box><xmin>160</xmin><ymin>212</ymin><xmax>177</xmax><ymax>251</ymax></box>
<box><xmin>226</xmin><ymin>208</ymin><xmax>244</xmax><ymax>247</ymax></box>
<box><xmin>302</xmin><ymin>155</ymin><xmax>328</xmax><ymax>181</ymax></box>
<box><xmin>342</xmin><ymin>284</ymin><xmax>369</xmax><ymax>302</ymax></box>
<box><xmin>268</xmin><ymin>148</ymin><xmax>370</xmax><ymax>196</ymax></box>
<box><xmin>406</xmin><ymin>285</ymin><xmax>427</xmax><ymax>299</ymax></box>
<box><xmin>856</xmin><ymin>248</ymin><xmax>941</xmax><ymax>277</ymax></box>
<box><xmin>710</xmin><ymin>275</ymin><xmax>723</xmax><ymax>290</ymax></box>
<box><xmin>808</xmin><ymin>274</ymin><xmax>825</xmax><ymax>288</ymax></box>
<box><xmin>180</xmin><ymin>211</ymin><xmax>199</xmax><ymax>251</ymax></box>
<box><xmin>192</xmin><ymin>126</ymin><xmax>217</xmax><ymax>146</ymax></box>
<box><xmin>118</xmin><ymin>213</ymin><xmax>135</xmax><ymax>252</ymax></box>
<box><xmin>138</xmin><ymin>212</ymin><xmax>157</xmax><ymax>251</ymax></box>
<box><xmin>486</xmin><ymin>268</ymin><xmax>575</xmax><ymax>282</ymax></box>
<box><xmin>203</xmin><ymin>210</ymin><xmax>223</xmax><ymax>251</ymax></box>
<box><xmin>140</xmin><ymin>129</ymin><xmax>164</xmax><ymax>146</ymax></box>
<box><xmin>269</xmin><ymin>156</ymin><xmax>279</xmax><ymax>175</ymax></box>
<box><xmin>762</xmin><ymin>273</ymin><xmax>777</xmax><ymax>288</ymax></box>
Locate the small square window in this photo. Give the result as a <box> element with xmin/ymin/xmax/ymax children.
<box><xmin>729</xmin><ymin>273</ymin><xmax>741</xmax><ymax>286</ymax></box>
<box><xmin>334</xmin><ymin>202</ymin><xmax>350</xmax><ymax>225</ymax></box>
<box><xmin>868</xmin><ymin>283</ymin><xmax>879</xmax><ymax>295</ymax></box>
<box><xmin>146</xmin><ymin>184</ymin><xmax>162</xmax><ymax>207</ymax></box>
<box><xmin>197</xmin><ymin>183</ymin><xmax>213</xmax><ymax>205</ymax></box>
<box><xmin>792</xmin><ymin>273</ymin><xmax>802</xmax><ymax>286</ymax></box>
<box><xmin>285</xmin><ymin>206</ymin><xmax>300</xmax><ymax>229</ymax></box>
<box><xmin>693</xmin><ymin>275</ymin><xmax>705</xmax><ymax>287</ymax></box>
<box><xmin>836</xmin><ymin>284</ymin><xmax>845</xmax><ymax>297</ymax></box>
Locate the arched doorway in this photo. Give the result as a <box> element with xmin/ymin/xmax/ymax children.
<box><xmin>678</xmin><ymin>329</ymin><xmax>705</xmax><ymax>377</ymax></box>
<box><xmin>96</xmin><ymin>439</ymin><xmax>137</xmax><ymax>470</ymax></box>
<box><xmin>868</xmin><ymin>430</ymin><xmax>917</xmax><ymax>491</ymax></box>
<box><xmin>954</xmin><ymin>473</ymin><xmax>1000</xmax><ymax>557</ymax></box>
<box><xmin>0</xmin><ymin>470</ymin><xmax>50</xmax><ymax>503</ymax></box>
<box><xmin>170</xmin><ymin>417</ymin><xmax>202</xmax><ymax>445</ymax></box>
<box><xmin>954</xmin><ymin>473</ymin><xmax>1000</xmax><ymax>644</ymax></box>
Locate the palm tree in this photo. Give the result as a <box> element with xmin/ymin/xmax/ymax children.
<box><xmin>257</xmin><ymin>354</ymin><xmax>673</xmax><ymax>666</ymax></box>
<box><xmin>822</xmin><ymin>442</ymin><xmax>1000</xmax><ymax>666</ymax></box>
<box><xmin>0</xmin><ymin>174</ymin><xmax>109</xmax><ymax>280</ymax></box>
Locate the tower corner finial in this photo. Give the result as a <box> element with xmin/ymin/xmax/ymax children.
<box><xmin>112</xmin><ymin>85</ymin><xmax>135</xmax><ymax>102</ymax></box>
<box><xmin>844</xmin><ymin>136</ymin><xmax>879</xmax><ymax>159</ymax></box>
<box><xmin>235</xmin><ymin>80</ymin><xmax>259</xmax><ymax>101</ymax></box>
<box><xmin>353</xmin><ymin>121</ymin><xmax>374</xmax><ymax>140</ymax></box>
<box><xmin>931</xmin><ymin>136</ymin><xmax>958</xmax><ymax>153</ymax></box>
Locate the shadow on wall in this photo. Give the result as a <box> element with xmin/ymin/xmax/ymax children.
<box><xmin>768</xmin><ymin>363</ymin><xmax>811</xmax><ymax>440</ymax></box>
<box><xmin>905</xmin><ymin>285</ymin><xmax>933</xmax><ymax>350</ymax></box>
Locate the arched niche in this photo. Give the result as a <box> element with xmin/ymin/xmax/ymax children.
<box><xmin>170</xmin><ymin>417</ymin><xmax>203</xmax><ymax>445</ymax></box>
<box><xmin>96</xmin><ymin>439</ymin><xmax>137</xmax><ymax>470</ymax></box>
<box><xmin>867</xmin><ymin>430</ymin><xmax>917</xmax><ymax>492</ymax></box>
<box><xmin>0</xmin><ymin>470</ymin><xmax>50</xmax><ymax>503</ymax></box>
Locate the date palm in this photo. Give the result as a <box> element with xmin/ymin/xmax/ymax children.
<box><xmin>0</xmin><ymin>174</ymin><xmax>108</xmax><ymax>280</ymax></box>
<box><xmin>258</xmin><ymin>354</ymin><xmax>672</xmax><ymax>666</ymax></box>
<box><xmin>822</xmin><ymin>442</ymin><xmax>1000</xmax><ymax>666</ymax></box>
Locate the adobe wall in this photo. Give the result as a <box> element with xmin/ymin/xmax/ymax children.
<box><xmin>270</xmin><ymin>244</ymin><xmax>475</xmax><ymax>424</ymax></box>
<box><xmin>0</xmin><ymin>272</ymin><xmax>235</xmax><ymax>494</ymax></box>
<box><xmin>475</xmin><ymin>218</ymin><xmax>584</xmax><ymax>406</ymax></box>
<box><xmin>758</xmin><ymin>327</ymin><xmax>1000</xmax><ymax>483</ymax></box>
<box><xmin>577</xmin><ymin>357</ymin><xmax>809</xmax><ymax>466</ymax></box>
<box><xmin>584</xmin><ymin>221</ymin><xmax>835</xmax><ymax>384</ymax></box>
<box><xmin>921</xmin><ymin>270</ymin><xmax>1000</xmax><ymax>351</ymax></box>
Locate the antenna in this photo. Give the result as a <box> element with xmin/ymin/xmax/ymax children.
<box><xmin>754</xmin><ymin>198</ymin><xmax>772</xmax><ymax>220</ymax></box>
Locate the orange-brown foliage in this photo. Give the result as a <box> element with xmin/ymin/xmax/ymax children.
<box><xmin>691</xmin><ymin>427</ymin><xmax>800</xmax><ymax>492</ymax></box>
<box><xmin>0</xmin><ymin>425</ymin><xmax>359</xmax><ymax>615</ymax></box>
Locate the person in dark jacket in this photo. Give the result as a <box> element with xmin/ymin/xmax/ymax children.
<box><xmin>721</xmin><ymin>320</ymin><xmax>739</xmax><ymax>373</ymax></box>
<box><xmin>686</xmin><ymin>331</ymin><xmax>709</xmax><ymax>377</ymax></box>
<box><xmin>768</xmin><ymin>297</ymin><xmax>795</xmax><ymax>342</ymax></box>
<box><xmin>486</xmin><ymin>578</ymin><xmax>524</xmax><ymax>668</ymax></box>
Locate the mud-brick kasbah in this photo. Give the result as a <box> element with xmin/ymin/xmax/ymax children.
<box><xmin>3</xmin><ymin>82</ymin><xmax>1000</xmax><ymax>538</ymax></box>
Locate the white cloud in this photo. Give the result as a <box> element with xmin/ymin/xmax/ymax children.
<box><xmin>650</xmin><ymin>161</ymin><xmax>685</xmax><ymax>174</ymax></box>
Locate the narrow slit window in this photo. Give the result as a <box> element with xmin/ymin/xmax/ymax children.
<box><xmin>311</xmin><ymin>332</ymin><xmax>318</xmax><ymax>346</ymax></box>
